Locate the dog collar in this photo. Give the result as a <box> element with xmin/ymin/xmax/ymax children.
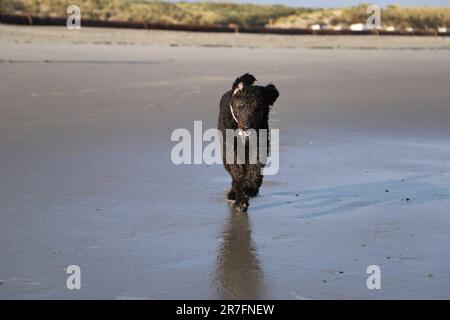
<box><xmin>229</xmin><ymin>88</ymin><xmax>239</xmax><ymax>124</ymax></box>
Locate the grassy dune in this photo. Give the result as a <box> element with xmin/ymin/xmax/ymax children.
<box><xmin>0</xmin><ymin>0</ymin><xmax>309</xmax><ymax>27</ymax></box>
<box><xmin>0</xmin><ymin>0</ymin><xmax>449</xmax><ymax>29</ymax></box>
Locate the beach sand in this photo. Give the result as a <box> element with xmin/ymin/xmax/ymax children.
<box><xmin>1</xmin><ymin>25</ymin><xmax>450</xmax><ymax>299</ymax></box>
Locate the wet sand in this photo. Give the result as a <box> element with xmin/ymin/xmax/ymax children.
<box><xmin>1</xmin><ymin>26</ymin><xmax>450</xmax><ymax>299</ymax></box>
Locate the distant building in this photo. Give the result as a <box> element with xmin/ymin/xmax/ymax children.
<box><xmin>350</xmin><ymin>23</ymin><xmax>369</xmax><ymax>31</ymax></box>
<box><xmin>438</xmin><ymin>27</ymin><xmax>447</xmax><ymax>33</ymax></box>
<box><xmin>332</xmin><ymin>25</ymin><xmax>347</xmax><ymax>31</ymax></box>
<box><xmin>311</xmin><ymin>24</ymin><xmax>323</xmax><ymax>31</ymax></box>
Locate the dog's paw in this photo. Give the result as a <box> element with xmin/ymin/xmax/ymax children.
<box><xmin>234</xmin><ymin>196</ymin><xmax>249</xmax><ymax>212</ymax></box>
<box><xmin>235</xmin><ymin>201</ymin><xmax>248</xmax><ymax>212</ymax></box>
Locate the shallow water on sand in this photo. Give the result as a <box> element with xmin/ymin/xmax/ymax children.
<box><xmin>1</xmin><ymin>42</ymin><xmax>450</xmax><ymax>299</ymax></box>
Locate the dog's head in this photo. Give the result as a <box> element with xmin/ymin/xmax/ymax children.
<box><xmin>230</xmin><ymin>73</ymin><xmax>279</xmax><ymax>133</ymax></box>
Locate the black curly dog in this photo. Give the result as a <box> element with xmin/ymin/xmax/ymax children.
<box><xmin>218</xmin><ymin>73</ymin><xmax>279</xmax><ymax>212</ymax></box>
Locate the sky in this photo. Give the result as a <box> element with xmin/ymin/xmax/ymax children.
<box><xmin>179</xmin><ymin>0</ymin><xmax>450</xmax><ymax>7</ymax></box>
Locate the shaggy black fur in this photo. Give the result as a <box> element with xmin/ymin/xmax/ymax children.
<box><xmin>218</xmin><ymin>73</ymin><xmax>279</xmax><ymax>212</ymax></box>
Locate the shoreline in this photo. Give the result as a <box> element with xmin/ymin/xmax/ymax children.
<box><xmin>2</xmin><ymin>24</ymin><xmax>450</xmax><ymax>50</ymax></box>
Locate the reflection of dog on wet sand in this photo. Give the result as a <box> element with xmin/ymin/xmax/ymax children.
<box><xmin>218</xmin><ymin>73</ymin><xmax>279</xmax><ymax>212</ymax></box>
<box><xmin>215</xmin><ymin>210</ymin><xmax>264</xmax><ymax>299</ymax></box>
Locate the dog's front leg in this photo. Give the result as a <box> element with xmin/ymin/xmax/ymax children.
<box><xmin>228</xmin><ymin>164</ymin><xmax>249</xmax><ymax>212</ymax></box>
<box><xmin>244</xmin><ymin>164</ymin><xmax>263</xmax><ymax>198</ymax></box>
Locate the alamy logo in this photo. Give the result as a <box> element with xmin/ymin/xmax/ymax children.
<box><xmin>66</xmin><ymin>5</ymin><xmax>81</xmax><ymax>30</ymax></box>
<box><xmin>170</xmin><ymin>121</ymin><xmax>280</xmax><ymax>175</ymax></box>
<box><xmin>366</xmin><ymin>265</ymin><xmax>381</xmax><ymax>289</ymax></box>
<box><xmin>65</xmin><ymin>265</ymin><xmax>81</xmax><ymax>290</ymax></box>
<box><xmin>366</xmin><ymin>5</ymin><xmax>381</xmax><ymax>30</ymax></box>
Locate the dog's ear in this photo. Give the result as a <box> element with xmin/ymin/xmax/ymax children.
<box><xmin>232</xmin><ymin>73</ymin><xmax>256</xmax><ymax>92</ymax></box>
<box><xmin>263</xmin><ymin>84</ymin><xmax>279</xmax><ymax>106</ymax></box>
